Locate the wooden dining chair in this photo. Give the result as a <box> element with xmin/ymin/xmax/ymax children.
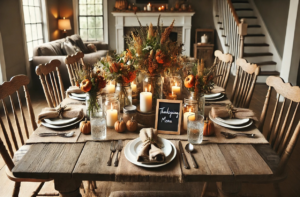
<box><xmin>0</xmin><ymin>75</ymin><xmax>58</xmax><ymax>196</ymax></box>
<box><xmin>65</xmin><ymin>51</ymin><xmax>84</xmax><ymax>86</ymax></box>
<box><xmin>230</xmin><ymin>58</ymin><xmax>260</xmax><ymax>108</ymax></box>
<box><xmin>35</xmin><ymin>59</ymin><xmax>65</xmax><ymax>108</ymax></box>
<box><xmin>214</xmin><ymin>50</ymin><xmax>233</xmax><ymax>90</ymax></box>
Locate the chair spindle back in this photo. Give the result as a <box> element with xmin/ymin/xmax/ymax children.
<box><xmin>0</xmin><ymin>75</ymin><xmax>37</xmax><ymax>158</ymax></box>
<box><xmin>65</xmin><ymin>51</ymin><xmax>84</xmax><ymax>86</ymax></box>
<box><xmin>214</xmin><ymin>50</ymin><xmax>233</xmax><ymax>89</ymax></box>
<box><xmin>259</xmin><ymin>76</ymin><xmax>300</xmax><ymax>174</ymax></box>
<box><xmin>36</xmin><ymin>59</ymin><xmax>65</xmax><ymax>108</ymax></box>
<box><xmin>231</xmin><ymin>58</ymin><xmax>260</xmax><ymax>108</ymax></box>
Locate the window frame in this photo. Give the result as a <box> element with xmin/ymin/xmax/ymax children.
<box><xmin>73</xmin><ymin>0</ymin><xmax>108</xmax><ymax>43</ymax></box>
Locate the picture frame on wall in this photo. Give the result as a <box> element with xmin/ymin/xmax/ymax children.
<box><xmin>155</xmin><ymin>99</ymin><xmax>183</xmax><ymax>135</ymax></box>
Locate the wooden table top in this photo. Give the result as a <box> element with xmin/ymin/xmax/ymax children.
<box><xmin>12</xmin><ymin>140</ymin><xmax>280</xmax><ymax>183</ymax></box>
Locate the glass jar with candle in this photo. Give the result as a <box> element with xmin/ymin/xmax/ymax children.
<box><xmin>183</xmin><ymin>97</ymin><xmax>198</xmax><ymax>130</ymax></box>
<box><xmin>188</xmin><ymin>91</ymin><xmax>205</xmax><ymax>116</ymax></box>
<box><xmin>143</xmin><ymin>74</ymin><xmax>163</xmax><ymax>107</ymax></box>
<box><xmin>106</xmin><ymin>80</ymin><xmax>115</xmax><ymax>94</ymax></box>
<box><xmin>104</xmin><ymin>93</ymin><xmax>120</xmax><ymax>128</ymax></box>
<box><xmin>187</xmin><ymin>112</ymin><xmax>204</xmax><ymax>144</ymax></box>
<box><xmin>115</xmin><ymin>82</ymin><xmax>132</xmax><ymax>112</ymax></box>
<box><xmin>170</xmin><ymin>75</ymin><xmax>182</xmax><ymax>99</ymax></box>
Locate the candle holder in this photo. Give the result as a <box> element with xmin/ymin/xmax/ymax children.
<box><xmin>170</xmin><ymin>75</ymin><xmax>182</xmax><ymax>99</ymax></box>
<box><xmin>143</xmin><ymin>74</ymin><xmax>163</xmax><ymax>108</ymax></box>
<box><xmin>167</xmin><ymin>92</ymin><xmax>177</xmax><ymax>100</ymax></box>
<box><xmin>183</xmin><ymin>98</ymin><xmax>198</xmax><ymax>131</ymax></box>
<box><xmin>104</xmin><ymin>93</ymin><xmax>120</xmax><ymax>128</ymax></box>
<box><xmin>115</xmin><ymin>82</ymin><xmax>132</xmax><ymax>112</ymax></box>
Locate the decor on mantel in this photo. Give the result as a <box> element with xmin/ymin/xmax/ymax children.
<box><xmin>114</xmin><ymin>0</ymin><xmax>128</xmax><ymax>11</ymax></box>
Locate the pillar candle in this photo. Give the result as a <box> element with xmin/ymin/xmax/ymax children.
<box><xmin>140</xmin><ymin>88</ymin><xmax>152</xmax><ymax>112</ymax></box>
<box><xmin>183</xmin><ymin>110</ymin><xmax>195</xmax><ymax>130</ymax></box>
<box><xmin>107</xmin><ymin>81</ymin><xmax>115</xmax><ymax>93</ymax></box>
<box><xmin>147</xmin><ymin>3</ymin><xmax>151</xmax><ymax>11</ymax></box>
<box><xmin>172</xmin><ymin>82</ymin><xmax>181</xmax><ymax>95</ymax></box>
<box><xmin>106</xmin><ymin>104</ymin><xmax>118</xmax><ymax>127</ymax></box>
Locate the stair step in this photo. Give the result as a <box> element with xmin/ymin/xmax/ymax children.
<box><xmin>235</xmin><ymin>8</ymin><xmax>253</xmax><ymax>11</ymax></box>
<box><xmin>244</xmin><ymin>43</ymin><xmax>269</xmax><ymax>47</ymax></box>
<box><xmin>248</xmin><ymin>25</ymin><xmax>261</xmax><ymax>28</ymax></box>
<box><xmin>243</xmin><ymin>52</ymin><xmax>273</xmax><ymax>57</ymax></box>
<box><xmin>239</xmin><ymin>16</ymin><xmax>257</xmax><ymax>19</ymax></box>
<box><xmin>259</xmin><ymin>71</ymin><xmax>280</xmax><ymax>76</ymax></box>
<box><xmin>232</xmin><ymin>0</ymin><xmax>249</xmax><ymax>3</ymax></box>
<box><xmin>255</xmin><ymin>61</ymin><xmax>277</xmax><ymax>66</ymax></box>
<box><xmin>245</xmin><ymin>34</ymin><xmax>265</xmax><ymax>37</ymax></box>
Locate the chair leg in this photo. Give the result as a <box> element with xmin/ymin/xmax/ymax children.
<box><xmin>273</xmin><ymin>183</ymin><xmax>282</xmax><ymax>197</ymax></box>
<box><xmin>31</xmin><ymin>182</ymin><xmax>45</xmax><ymax>197</ymax></box>
<box><xmin>12</xmin><ymin>182</ymin><xmax>21</xmax><ymax>197</ymax></box>
<box><xmin>201</xmin><ymin>182</ymin><xmax>208</xmax><ymax>197</ymax></box>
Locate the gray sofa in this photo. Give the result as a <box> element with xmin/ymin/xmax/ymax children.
<box><xmin>32</xmin><ymin>34</ymin><xmax>108</xmax><ymax>89</ymax></box>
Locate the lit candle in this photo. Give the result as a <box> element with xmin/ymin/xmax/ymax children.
<box><xmin>172</xmin><ymin>82</ymin><xmax>181</xmax><ymax>96</ymax></box>
<box><xmin>158</xmin><ymin>7</ymin><xmax>161</xmax><ymax>11</ymax></box>
<box><xmin>167</xmin><ymin>91</ymin><xmax>177</xmax><ymax>100</ymax></box>
<box><xmin>131</xmin><ymin>82</ymin><xmax>137</xmax><ymax>93</ymax></box>
<box><xmin>147</xmin><ymin>3</ymin><xmax>151</xmax><ymax>11</ymax></box>
<box><xmin>107</xmin><ymin>81</ymin><xmax>115</xmax><ymax>93</ymax></box>
<box><xmin>140</xmin><ymin>87</ymin><xmax>152</xmax><ymax>113</ymax></box>
<box><xmin>106</xmin><ymin>103</ymin><xmax>118</xmax><ymax>127</ymax></box>
<box><xmin>161</xmin><ymin>6</ymin><xmax>165</xmax><ymax>11</ymax></box>
<box><xmin>183</xmin><ymin>109</ymin><xmax>195</xmax><ymax>130</ymax></box>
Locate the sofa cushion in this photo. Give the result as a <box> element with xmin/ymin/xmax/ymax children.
<box><xmin>61</xmin><ymin>41</ymin><xmax>77</xmax><ymax>55</ymax></box>
<box><xmin>83</xmin><ymin>50</ymin><xmax>108</xmax><ymax>65</ymax></box>
<box><xmin>50</xmin><ymin>42</ymin><xmax>64</xmax><ymax>55</ymax></box>
<box><xmin>67</xmin><ymin>34</ymin><xmax>89</xmax><ymax>53</ymax></box>
<box><xmin>38</xmin><ymin>41</ymin><xmax>64</xmax><ymax>56</ymax></box>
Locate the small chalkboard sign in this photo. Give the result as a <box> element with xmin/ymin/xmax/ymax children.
<box><xmin>155</xmin><ymin>99</ymin><xmax>183</xmax><ymax>135</ymax></box>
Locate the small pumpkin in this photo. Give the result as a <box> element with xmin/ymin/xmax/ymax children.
<box><xmin>80</xmin><ymin>79</ymin><xmax>92</xmax><ymax>92</ymax></box>
<box><xmin>203</xmin><ymin>118</ymin><xmax>215</xmax><ymax>136</ymax></box>
<box><xmin>80</xmin><ymin>118</ymin><xmax>91</xmax><ymax>134</ymax></box>
<box><xmin>184</xmin><ymin>75</ymin><xmax>195</xmax><ymax>88</ymax></box>
<box><xmin>115</xmin><ymin>119</ymin><xmax>126</xmax><ymax>133</ymax></box>
<box><xmin>126</xmin><ymin>117</ymin><xmax>138</xmax><ymax>132</ymax></box>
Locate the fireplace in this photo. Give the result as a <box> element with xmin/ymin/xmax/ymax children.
<box><xmin>112</xmin><ymin>12</ymin><xmax>195</xmax><ymax>56</ymax></box>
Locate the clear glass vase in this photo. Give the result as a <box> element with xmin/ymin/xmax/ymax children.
<box><xmin>86</xmin><ymin>92</ymin><xmax>102</xmax><ymax>119</ymax></box>
<box><xmin>115</xmin><ymin>83</ymin><xmax>132</xmax><ymax>112</ymax></box>
<box><xmin>189</xmin><ymin>91</ymin><xmax>205</xmax><ymax>116</ymax></box>
<box><xmin>91</xmin><ymin>110</ymin><xmax>106</xmax><ymax>140</ymax></box>
<box><xmin>143</xmin><ymin>74</ymin><xmax>163</xmax><ymax>107</ymax></box>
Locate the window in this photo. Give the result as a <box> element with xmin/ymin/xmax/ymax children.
<box><xmin>78</xmin><ymin>0</ymin><xmax>104</xmax><ymax>41</ymax></box>
<box><xmin>22</xmin><ymin>0</ymin><xmax>44</xmax><ymax>59</ymax></box>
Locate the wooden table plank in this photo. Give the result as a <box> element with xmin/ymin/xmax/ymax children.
<box><xmin>219</xmin><ymin>144</ymin><xmax>273</xmax><ymax>181</ymax></box>
<box><xmin>13</xmin><ymin>143</ymin><xmax>84</xmax><ymax>179</ymax></box>
<box><xmin>115</xmin><ymin>140</ymin><xmax>182</xmax><ymax>183</ymax></box>
<box><xmin>73</xmin><ymin>141</ymin><xmax>117</xmax><ymax>181</ymax></box>
<box><xmin>253</xmin><ymin>144</ymin><xmax>280</xmax><ymax>173</ymax></box>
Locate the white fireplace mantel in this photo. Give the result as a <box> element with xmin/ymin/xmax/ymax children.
<box><xmin>112</xmin><ymin>12</ymin><xmax>195</xmax><ymax>56</ymax></box>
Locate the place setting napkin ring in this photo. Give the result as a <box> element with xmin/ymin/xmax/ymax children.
<box><xmin>56</xmin><ymin>104</ymin><xmax>71</xmax><ymax>119</ymax></box>
<box><xmin>226</xmin><ymin>104</ymin><xmax>236</xmax><ymax>119</ymax></box>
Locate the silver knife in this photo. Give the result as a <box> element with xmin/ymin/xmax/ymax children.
<box><xmin>179</xmin><ymin>141</ymin><xmax>190</xmax><ymax>169</ymax></box>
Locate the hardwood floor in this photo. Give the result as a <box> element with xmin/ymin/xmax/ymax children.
<box><xmin>0</xmin><ymin>75</ymin><xmax>299</xmax><ymax>197</ymax></box>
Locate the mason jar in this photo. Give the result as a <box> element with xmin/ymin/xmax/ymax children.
<box><xmin>115</xmin><ymin>82</ymin><xmax>132</xmax><ymax>112</ymax></box>
<box><xmin>104</xmin><ymin>93</ymin><xmax>120</xmax><ymax>128</ymax></box>
<box><xmin>143</xmin><ymin>74</ymin><xmax>163</xmax><ymax>107</ymax></box>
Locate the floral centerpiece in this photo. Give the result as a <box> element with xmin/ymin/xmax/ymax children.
<box><xmin>97</xmin><ymin>50</ymin><xmax>137</xmax><ymax>109</ymax></box>
<box><xmin>77</xmin><ymin>64</ymin><xmax>106</xmax><ymax>116</ymax></box>
<box><xmin>124</xmin><ymin>15</ymin><xmax>184</xmax><ymax>104</ymax></box>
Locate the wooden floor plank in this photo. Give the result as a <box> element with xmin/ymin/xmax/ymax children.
<box><xmin>73</xmin><ymin>141</ymin><xmax>116</xmax><ymax>181</ymax></box>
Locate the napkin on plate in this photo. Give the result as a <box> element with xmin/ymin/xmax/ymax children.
<box><xmin>38</xmin><ymin>106</ymin><xmax>84</xmax><ymax>123</ymax></box>
<box><xmin>137</xmin><ymin>128</ymin><xmax>165</xmax><ymax>164</ymax></box>
<box><xmin>210</xmin><ymin>86</ymin><xmax>225</xmax><ymax>94</ymax></box>
<box><xmin>211</xmin><ymin>107</ymin><xmax>258</xmax><ymax>121</ymax></box>
<box><xmin>66</xmin><ymin>86</ymin><xmax>85</xmax><ymax>98</ymax></box>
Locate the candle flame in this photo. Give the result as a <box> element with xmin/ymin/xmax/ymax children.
<box><xmin>175</xmin><ymin>82</ymin><xmax>177</xmax><ymax>87</ymax></box>
<box><xmin>149</xmin><ymin>85</ymin><xmax>151</xmax><ymax>92</ymax></box>
<box><xmin>148</xmin><ymin>3</ymin><xmax>150</xmax><ymax>6</ymax></box>
<box><xmin>111</xmin><ymin>103</ymin><xmax>113</xmax><ymax>111</ymax></box>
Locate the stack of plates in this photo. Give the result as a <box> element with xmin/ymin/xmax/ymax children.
<box><xmin>42</xmin><ymin>116</ymin><xmax>84</xmax><ymax>129</ymax></box>
<box><xmin>124</xmin><ymin>137</ymin><xmax>177</xmax><ymax>168</ymax></box>
<box><xmin>69</xmin><ymin>93</ymin><xmax>86</xmax><ymax>101</ymax></box>
<box><xmin>209</xmin><ymin>113</ymin><xmax>253</xmax><ymax>129</ymax></box>
<box><xmin>204</xmin><ymin>93</ymin><xmax>225</xmax><ymax>101</ymax></box>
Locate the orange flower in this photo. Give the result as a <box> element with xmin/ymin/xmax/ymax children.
<box><xmin>122</xmin><ymin>71</ymin><xmax>137</xmax><ymax>83</ymax></box>
<box><xmin>110</xmin><ymin>62</ymin><xmax>119</xmax><ymax>73</ymax></box>
<box><xmin>126</xmin><ymin>49</ymin><xmax>133</xmax><ymax>59</ymax></box>
<box><xmin>148</xmin><ymin>63</ymin><xmax>158</xmax><ymax>74</ymax></box>
<box><xmin>97</xmin><ymin>76</ymin><xmax>106</xmax><ymax>90</ymax></box>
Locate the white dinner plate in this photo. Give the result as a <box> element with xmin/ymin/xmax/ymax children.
<box><xmin>69</xmin><ymin>95</ymin><xmax>86</xmax><ymax>101</ymax></box>
<box><xmin>209</xmin><ymin>113</ymin><xmax>253</xmax><ymax>129</ymax></box>
<box><xmin>204</xmin><ymin>93</ymin><xmax>221</xmax><ymax>98</ymax></box>
<box><xmin>41</xmin><ymin>116</ymin><xmax>84</xmax><ymax>129</ymax></box>
<box><xmin>71</xmin><ymin>93</ymin><xmax>87</xmax><ymax>98</ymax></box>
<box><xmin>124</xmin><ymin>139</ymin><xmax>177</xmax><ymax>168</ymax></box>
<box><xmin>129</xmin><ymin>137</ymin><xmax>172</xmax><ymax>158</ymax></box>
<box><xmin>205</xmin><ymin>94</ymin><xmax>225</xmax><ymax>101</ymax></box>
<box><xmin>44</xmin><ymin>117</ymin><xmax>78</xmax><ymax>125</ymax></box>
<box><xmin>215</xmin><ymin>117</ymin><xmax>250</xmax><ymax>125</ymax></box>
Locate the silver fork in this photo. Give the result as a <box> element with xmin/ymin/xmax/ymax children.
<box><xmin>114</xmin><ymin>140</ymin><xmax>123</xmax><ymax>167</ymax></box>
<box><xmin>107</xmin><ymin>141</ymin><xmax>116</xmax><ymax>166</ymax></box>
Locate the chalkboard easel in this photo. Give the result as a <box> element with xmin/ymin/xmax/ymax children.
<box><xmin>155</xmin><ymin>99</ymin><xmax>183</xmax><ymax>135</ymax></box>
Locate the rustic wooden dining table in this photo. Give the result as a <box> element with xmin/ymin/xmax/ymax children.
<box><xmin>12</xmin><ymin>95</ymin><xmax>281</xmax><ymax>197</ymax></box>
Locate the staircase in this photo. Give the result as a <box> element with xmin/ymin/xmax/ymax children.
<box><xmin>213</xmin><ymin>0</ymin><xmax>282</xmax><ymax>83</ymax></box>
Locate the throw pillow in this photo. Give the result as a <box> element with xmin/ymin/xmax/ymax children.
<box><xmin>87</xmin><ymin>44</ymin><xmax>97</xmax><ymax>53</ymax></box>
<box><xmin>67</xmin><ymin>34</ymin><xmax>89</xmax><ymax>53</ymax></box>
<box><xmin>61</xmin><ymin>41</ymin><xmax>77</xmax><ymax>55</ymax></box>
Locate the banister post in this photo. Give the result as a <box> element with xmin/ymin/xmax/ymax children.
<box><xmin>238</xmin><ymin>19</ymin><xmax>248</xmax><ymax>58</ymax></box>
